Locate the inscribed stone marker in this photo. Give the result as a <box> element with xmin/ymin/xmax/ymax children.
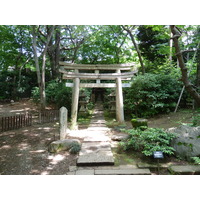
<box><xmin>60</xmin><ymin>106</ymin><xmax>68</xmax><ymax>140</ymax></box>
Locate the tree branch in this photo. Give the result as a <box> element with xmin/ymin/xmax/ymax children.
<box><xmin>170</xmin><ymin>25</ymin><xmax>200</xmax><ymax>106</ymax></box>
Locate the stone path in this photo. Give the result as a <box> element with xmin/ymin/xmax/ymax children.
<box><xmin>77</xmin><ymin>101</ymin><xmax>114</xmax><ymax>166</ymax></box>
<box><xmin>67</xmin><ymin>165</ymin><xmax>151</xmax><ymax>175</ymax></box>
<box><xmin>67</xmin><ymin>102</ymin><xmax>200</xmax><ymax>175</ymax></box>
<box><xmin>66</xmin><ymin>100</ymin><xmax>151</xmax><ymax>175</ymax></box>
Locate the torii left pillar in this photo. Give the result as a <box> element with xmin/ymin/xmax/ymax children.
<box><xmin>71</xmin><ymin>69</ymin><xmax>80</xmax><ymax>130</ymax></box>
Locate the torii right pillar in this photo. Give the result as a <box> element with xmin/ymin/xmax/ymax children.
<box><xmin>116</xmin><ymin>69</ymin><xmax>125</xmax><ymax>124</ymax></box>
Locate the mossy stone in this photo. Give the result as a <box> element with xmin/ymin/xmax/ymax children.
<box><xmin>131</xmin><ymin>118</ymin><xmax>148</xmax><ymax>129</ymax></box>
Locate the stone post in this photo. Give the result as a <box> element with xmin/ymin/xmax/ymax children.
<box><xmin>71</xmin><ymin>69</ymin><xmax>80</xmax><ymax>130</ymax></box>
<box><xmin>116</xmin><ymin>69</ymin><xmax>124</xmax><ymax>123</ymax></box>
<box><xmin>60</xmin><ymin>106</ymin><xmax>68</xmax><ymax>140</ymax></box>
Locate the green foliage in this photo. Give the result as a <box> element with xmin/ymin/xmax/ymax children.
<box><xmin>192</xmin><ymin>113</ymin><xmax>200</xmax><ymax>126</ymax></box>
<box><xmin>124</xmin><ymin>73</ymin><xmax>183</xmax><ymax>118</ymax></box>
<box><xmin>131</xmin><ymin>118</ymin><xmax>148</xmax><ymax>129</ymax></box>
<box><xmin>120</xmin><ymin>128</ymin><xmax>176</xmax><ymax>157</ymax></box>
<box><xmin>32</xmin><ymin>80</ymin><xmax>72</xmax><ymax>112</ymax></box>
<box><xmin>87</xmin><ymin>102</ymin><xmax>94</xmax><ymax>110</ymax></box>
<box><xmin>136</xmin><ymin>25</ymin><xmax>169</xmax><ymax>65</ymax></box>
<box><xmin>69</xmin><ymin>142</ymin><xmax>81</xmax><ymax>154</ymax></box>
<box><xmin>191</xmin><ymin>157</ymin><xmax>200</xmax><ymax>165</ymax></box>
<box><xmin>31</xmin><ymin>87</ymin><xmax>40</xmax><ymax>103</ymax></box>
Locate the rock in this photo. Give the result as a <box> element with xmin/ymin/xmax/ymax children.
<box><xmin>111</xmin><ymin>133</ymin><xmax>129</xmax><ymax>141</ymax></box>
<box><xmin>48</xmin><ymin>139</ymin><xmax>81</xmax><ymax>153</ymax></box>
<box><xmin>168</xmin><ymin>125</ymin><xmax>200</xmax><ymax>160</ymax></box>
<box><xmin>131</xmin><ymin>118</ymin><xmax>148</xmax><ymax>129</ymax></box>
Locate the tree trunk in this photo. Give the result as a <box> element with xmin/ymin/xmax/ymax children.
<box><xmin>31</xmin><ymin>26</ymin><xmax>44</xmax><ymax>109</ymax></box>
<box><xmin>169</xmin><ymin>28</ymin><xmax>173</xmax><ymax>64</ymax></box>
<box><xmin>197</xmin><ymin>49</ymin><xmax>200</xmax><ymax>88</ymax></box>
<box><xmin>48</xmin><ymin>26</ymin><xmax>61</xmax><ymax>79</ymax></box>
<box><xmin>122</xmin><ymin>26</ymin><xmax>145</xmax><ymax>75</ymax></box>
<box><xmin>31</xmin><ymin>25</ymin><xmax>55</xmax><ymax>110</ymax></box>
<box><xmin>170</xmin><ymin>25</ymin><xmax>200</xmax><ymax>106</ymax></box>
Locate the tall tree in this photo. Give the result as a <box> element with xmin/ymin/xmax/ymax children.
<box><xmin>31</xmin><ymin>25</ymin><xmax>55</xmax><ymax>110</ymax></box>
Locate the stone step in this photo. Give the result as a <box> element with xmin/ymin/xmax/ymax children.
<box><xmin>69</xmin><ymin>169</ymin><xmax>151</xmax><ymax>175</ymax></box>
<box><xmin>137</xmin><ymin>162</ymin><xmax>171</xmax><ymax>169</ymax></box>
<box><xmin>83</xmin><ymin>137</ymin><xmax>110</xmax><ymax>142</ymax></box>
<box><xmin>77</xmin><ymin>142</ymin><xmax>114</xmax><ymax>166</ymax></box>
<box><xmin>67</xmin><ymin>165</ymin><xmax>151</xmax><ymax>175</ymax></box>
<box><xmin>94</xmin><ymin>168</ymin><xmax>151</xmax><ymax>175</ymax></box>
<box><xmin>169</xmin><ymin>165</ymin><xmax>200</xmax><ymax>175</ymax></box>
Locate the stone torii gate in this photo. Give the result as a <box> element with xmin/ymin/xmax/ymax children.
<box><xmin>59</xmin><ymin>62</ymin><xmax>137</xmax><ymax>129</ymax></box>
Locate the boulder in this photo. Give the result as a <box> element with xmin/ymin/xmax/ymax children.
<box><xmin>48</xmin><ymin>139</ymin><xmax>81</xmax><ymax>153</ymax></box>
<box><xmin>168</xmin><ymin>125</ymin><xmax>200</xmax><ymax>160</ymax></box>
<box><xmin>111</xmin><ymin>133</ymin><xmax>130</xmax><ymax>141</ymax></box>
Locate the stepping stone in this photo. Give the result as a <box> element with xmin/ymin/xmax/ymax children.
<box><xmin>75</xmin><ymin>169</ymin><xmax>94</xmax><ymax>175</ymax></box>
<box><xmin>77</xmin><ymin>151</ymin><xmax>114</xmax><ymax>166</ymax></box>
<box><xmin>67</xmin><ymin>171</ymin><xmax>76</xmax><ymax>175</ymax></box>
<box><xmin>80</xmin><ymin>142</ymin><xmax>112</xmax><ymax>152</ymax></box>
<box><xmin>83</xmin><ymin>133</ymin><xmax>110</xmax><ymax>142</ymax></box>
<box><xmin>137</xmin><ymin>163</ymin><xmax>170</xmax><ymax>169</ymax></box>
<box><xmin>77</xmin><ymin>142</ymin><xmax>114</xmax><ymax>166</ymax></box>
<box><xmin>87</xmin><ymin>126</ymin><xmax>110</xmax><ymax>131</ymax></box>
<box><xmin>69</xmin><ymin>166</ymin><xmax>77</xmax><ymax>172</ymax></box>
<box><xmin>169</xmin><ymin>165</ymin><xmax>200</xmax><ymax>174</ymax></box>
<box><xmin>84</xmin><ymin>136</ymin><xmax>110</xmax><ymax>142</ymax></box>
<box><xmin>94</xmin><ymin>169</ymin><xmax>151</xmax><ymax>175</ymax></box>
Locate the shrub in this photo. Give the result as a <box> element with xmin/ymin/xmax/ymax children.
<box><xmin>124</xmin><ymin>73</ymin><xmax>183</xmax><ymax>118</ymax></box>
<box><xmin>120</xmin><ymin>128</ymin><xmax>176</xmax><ymax>157</ymax></box>
<box><xmin>31</xmin><ymin>80</ymin><xmax>72</xmax><ymax>112</ymax></box>
<box><xmin>192</xmin><ymin>113</ymin><xmax>200</xmax><ymax>126</ymax></box>
<box><xmin>69</xmin><ymin>142</ymin><xmax>81</xmax><ymax>154</ymax></box>
<box><xmin>31</xmin><ymin>87</ymin><xmax>40</xmax><ymax>103</ymax></box>
<box><xmin>191</xmin><ymin>157</ymin><xmax>200</xmax><ymax>165</ymax></box>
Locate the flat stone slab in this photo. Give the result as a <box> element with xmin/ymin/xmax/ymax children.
<box><xmin>69</xmin><ymin>166</ymin><xmax>77</xmax><ymax>172</ymax></box>
<box><xmin>95</xmin><ymin>169</ymin><xmax>151</xmax><ymax>175</ymax></box>
<box><xmin>137</xmin><ymin>163</ymin><xmax>171</xmax><ymax>169</ymax></box>
<box><xmin>87</xmin><ymin>126</ymin><xmax>110</xmax><ymax>131</ymax></box>
<box><xmin>77</xmin><ymin>142</ymin><xmax>114</xmax><ymax>166</ymax></box>
<box><xmin>67</xmin><ymin>171</ymin><xmax>76</xmax><ymax>175</ymax></box>
<box><xmin>75</xmin><ymin>170</ymin><xmax>94</xmax><ymax>175</ymax></box>
<box><xmin>83</xmin><ymin>134</ymin><xmax>110</xmax><ymax>142</ymax></box>
<box><xmin>77</xmin><ymin>151</ymin><xmax>114</xmax><ymax>166</ymax></box>
<box><xmin>169</xmin><ymin>165</ymin><xmax>200</xmax><ymax>174</ymax></box>
<box><xmin>80</xmin><ymin>142</ymin><xmax>111</xmax><ymax>153</ymax></box>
